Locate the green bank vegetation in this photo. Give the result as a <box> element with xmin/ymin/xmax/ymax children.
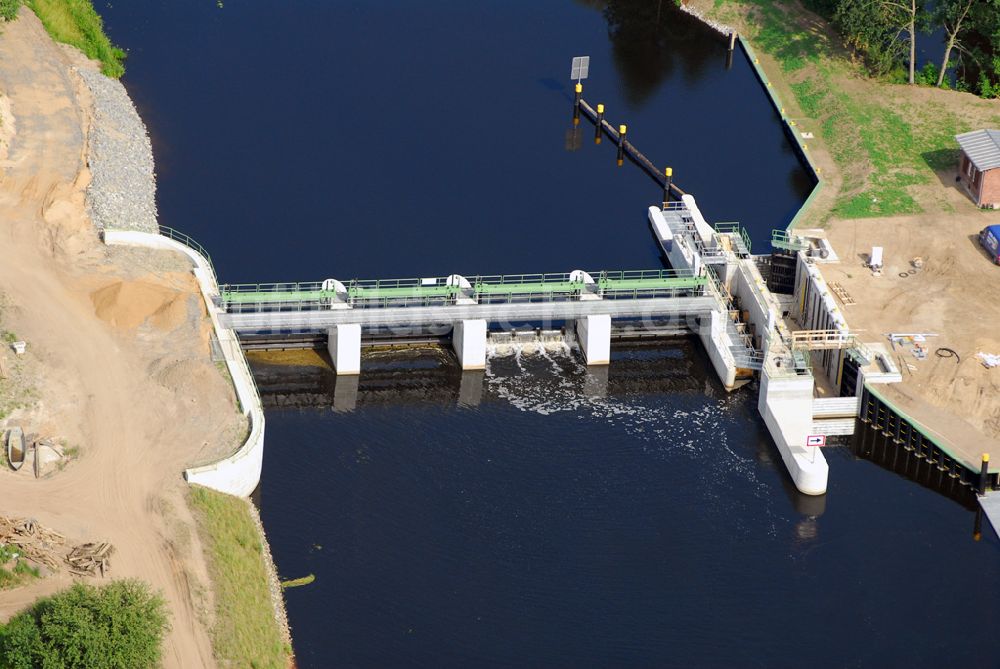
<box><xmin>711</xmin><ymin>0</ymin><xmax>1000</xmax><ymax>219</ymax></box>
<box><xmin>0</xmin><ymin>579</ymin><xmax>169</xmax><ymax>669</ymax></box>
<box><xmin>281</xmin><ymin>573</ymin><xmax>315</xmax><ymax>589</ymax></box>
<box><xmin>0</xmin><ymin>0</ymin><xmax>124</xmax><ymax>78</ymax></box>
<box><xmin>807</xmin><ymin>0</ymin><xmax>1000</xmax><ymax>95</ymax></box>
<box><xmin>0</xmin><ymin>543</ymin><xmax>40</xmax><ymax>590</ymax></box>
<box><xmin>188</xmin><ymin>485</ymin><xmax>291</xmax><ymax>669</ymax></box>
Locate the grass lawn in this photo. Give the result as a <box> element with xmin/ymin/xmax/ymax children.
<box><xmin>24</xmin><ymin>0</ymin><xmax>124</xmax><ymax>77</ymax></box>
<box><xmin>188</xmin><ymin>486</ymin><xmax>290</xmax><ymax>669</ymax></box>
<box><xmin>706</xmin><ymin>0</ymin><xmax>1000</xmax><ymax>220</ymax></box>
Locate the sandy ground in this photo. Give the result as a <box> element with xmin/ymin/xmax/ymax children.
<box><xmin>684</xmin><ymin>0</ymin><xmax>1000</xmax><ymax>468</ymax></box>
<box><xmin>0</xmin><ymin>12</ymin><xmax>246</xmax><ymax>667</ymax></box>
<box><xmin>822</xmin><ymin>196</ymin><xmax>1000</xmax><ymax>467</ymax></box>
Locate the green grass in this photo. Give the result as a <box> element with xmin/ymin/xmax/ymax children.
<box><xmin>280</xmin><ymin>573</ymin><xmax>315</xmax><ymax>589</ymax></box>
<box><xmin>720</xmin><ymin>0</ymin><xmax>976</xmax><ymax>219</ymax></box>
<box><xmin>188</xmin><ymin>486</ymin><xmax>290</xmax><ymax>669</ymax></box>
<box><xmin>0</xmin><ymin>543</ymin><xmax>40</xmax><ymax>590</ymax></box>
<box><xmin>25</xmin><ymin>0</ymin><xmax>124</xmax><ymax>78</ymax></box>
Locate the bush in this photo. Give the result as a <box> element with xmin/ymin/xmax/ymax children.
<box><xmin>0</xmin><ymin>579</ymin><xmax>170</xmax><ymax>669</ymax></box>
<box><xmin>0</xmin><ymin>0</ymin><xmax>20</xmax><ymax>22</ymax></box>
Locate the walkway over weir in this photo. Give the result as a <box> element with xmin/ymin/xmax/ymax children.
<box><xmin>218</xmin><ymin>269</ymin><xmax>716</xmax><ymax>331</ymax></box>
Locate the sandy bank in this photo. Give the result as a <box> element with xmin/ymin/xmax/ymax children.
<box><xmin>0</xmin><ymin>9</ymin><xmax>286</xmax><ymax>667</ymax></box>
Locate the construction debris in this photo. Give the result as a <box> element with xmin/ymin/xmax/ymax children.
<box><xmin>0</xmin><ymin>516</ymin><xmax>65</xmax><ymax>571</ymax></box>
<box><xmin>0</xmin><ymin>516</ymin><xmax>113</xmax><ymax>578</ymax></box>
<box><xmin>66</xmin><ymin>542</ymin><xmax>115</xmax><ymax>578</ymax></box>
<box><xmin>830</xmin><ymin>282</ymin><xmax>856</xmax><ymax>306</ymax></box>
<box><xmin>976</xmin><ymin>352</ymin><xmax>1000</xmax><ymax>369</ymax></box>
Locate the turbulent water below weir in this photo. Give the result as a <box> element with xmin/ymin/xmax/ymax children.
<box><xmin>252</xmin><ymin>342</ymin><xmax>999</xmax><ymax>669</ymax></box>
<box><xmin>95</xmin><ymin>0</ymin><xmax>1000</xmax><ymax>666</ymax></box>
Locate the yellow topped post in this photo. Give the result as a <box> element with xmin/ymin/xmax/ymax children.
<box><xmin>980</xmin><ymin>452</ymin><xmax>992</xmax><ymax>494</ymax></box>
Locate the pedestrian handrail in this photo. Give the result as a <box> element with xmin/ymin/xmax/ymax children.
<box><xmin>218</xmin><ymin>269</ymin><xmax>707</xmax><ymax>313</ymax></box>
<box><xmin>158</xmin><ymin>225</ymin><xmax>218</xmax><ymax>284</ymax></box>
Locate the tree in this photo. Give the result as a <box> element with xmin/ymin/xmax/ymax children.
<box><xmin>835</xmin><ymin>0</ymin><xmax>926</xmax><ymax>82</ymax></box>
<box><xmin>0</xmin><ymin>579</ymin><xmax>170</xmax><ymax>669</ymax></box>
<box><xmin>965</xmin><ymin>0</ymin><xmax>1000</xmax><ymax>96</ymax></box>
<box><xmin>886</xmin><ymin>0</ymin><xmax>925</xmax><ymax>83</ymax></box>
<box><xmin>933</xmin><ymin>0</ymin><xmax>976</xmax><ymax>87</ymax></box>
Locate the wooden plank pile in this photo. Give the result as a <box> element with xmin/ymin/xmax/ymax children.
<box><xmin>830</xmin><ymin>282</ymin><xmax>856</xmax><ymax>306</ymax></box>
<box><xmin>0</xmin><ymin>516</ymin><xmax>65</xmax><ymax>571</ymax></box>
<box><xmin>66</xmin><ymin>542</ymin><xmax>114</xmax><ymax>578</ymax></box>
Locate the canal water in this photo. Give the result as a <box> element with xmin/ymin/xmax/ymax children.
<box><xmin>98</xmin><ymin>1</ymin><xmax>1000</xmax><ymax>667</ymax></box>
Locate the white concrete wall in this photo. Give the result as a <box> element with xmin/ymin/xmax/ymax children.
<box><xmin>453</xmin><ymin>319</ymin><xmax>487</xmax><ymax>370</ymax></box>
<box><xmin>698</xmin><ymin>309</ymin><xmax>737</xmax><ymax>389</ymax></box>
<box><xmin>730</xmin><ymin>261</ymin><xmax>777</xmax><ymax>348</ymax></box>
<box><xmin>758</xmin><ymin>356</ymin><xmax>828</xmax><ymax>495</ymax></box>
<box><xmin>794</xmin><ymin>253</ymin><xmax>850</xmax><ymax>386</ymax></box>
<box><xmin>681</xmin><ymin>194</ymin><xmax>716</xmax><ymax>246</ymax></box>
<box><xmin>576</xmin><ymin>314</ymin><xmax>611</xmax><ymax>365</ymax></box>
<box><xmin>103</xmin><ymin>229</ymin><xmax>264</xmax><ymax>498</ymax></box>
<box><xmin>328</xmin><ymin>324</ymin><xmax>361</xmax><ymax>375</ymax></box>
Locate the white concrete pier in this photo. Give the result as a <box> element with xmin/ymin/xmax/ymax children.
<box><xmin>453</xmin><ymin>319</ymin><xmax>487</xmax><ymax>370</ymax></box>
<box><xmin>328</xmin><ymin>324</ymin><xmax>361</xmax><ymax>375</ymax></box>
<box><xmin>576</xmin><ymin>314</ymin><xmax>611</xmax><ymax>365</ymax></box>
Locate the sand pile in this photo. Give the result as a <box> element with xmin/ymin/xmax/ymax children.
<box><xmin>90</xmin><ymin>280</ymin><xmax>188</xmax><ymax>331</ymax></box>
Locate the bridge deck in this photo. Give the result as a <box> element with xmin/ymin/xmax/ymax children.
<box><xmin>219</xmin><ymin>269</ymin><xmax>708</xmax><ymax>311</ymax></box>
<box><xmin>221</xmin><ymin>296</ymin><xmax>718</xmax><ymax>332</ymax></box>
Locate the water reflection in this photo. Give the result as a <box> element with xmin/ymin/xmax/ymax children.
<box><xmin>600</xmin><ymin>0</ymin><xmax>723</xmax><ymax>107</ymax></box>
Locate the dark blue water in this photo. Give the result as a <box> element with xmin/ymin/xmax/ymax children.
<box><xmin>104</xmin><ymin>0</ymin><xmax>809</xmax><ymax>282</ymax></box>
<box><xmin>97</xmin><ymin>2</ymin><xmax>1000</xmax><ymax>667</ymax></box>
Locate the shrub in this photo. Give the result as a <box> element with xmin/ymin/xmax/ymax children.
<box><xmin>0</xmin><ymin>579</ymin><xmax>170</xmax><ymax>669</ymax></box>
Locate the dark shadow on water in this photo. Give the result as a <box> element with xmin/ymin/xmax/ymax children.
<box><xmin>851</xmin><ymin>417</ymin><xmax>980</xmax><ymax>512</ymax></box>
<box><xmin>602</xmin><ymin>0</ymin><xmax>724</xmax><ymax>108</ymax></box>
<box><xmin>249</xmin><ymin>339</ymin><xmax>715</xmax><ymax>411</ymax></box>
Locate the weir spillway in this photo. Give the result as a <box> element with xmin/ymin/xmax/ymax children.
<box><xmin>210</xmin><ymin>193</ymin><xmax>900</xmax><ymax>497</ymax></box>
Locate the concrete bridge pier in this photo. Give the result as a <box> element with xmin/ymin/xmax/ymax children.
<box><xmin>453</xmin><ymin>319</ymin><xmax>487</xmax><ymax>370</ymax></box>
<box><xmin>699</xmin><ymin>310</ymin><xmax>737</xmax><ymax>389</ymax></box>
<box><xmin>328</xmin><ymin>324</ymin><xmax>361</xmax><ymax>375</ymax></box>
<box><xmin>576</xmin><ymin>314</ymin><xmax>611</xmax><ymax>365</ymax></box>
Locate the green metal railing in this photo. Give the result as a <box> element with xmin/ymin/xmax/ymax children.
<box><xmin>771</xmin><ymin>229</ymin><xmax>810</xmax><ymax>252</ymax></box>
<box><xmin>158</xmin><ymin>225</ymin><xmax>218</xmax><ymax>284</ymax></box>
<box><xmin>219</xmin><ymin>269</ymin><xmax>708</xmax><ymax>313</ymax></box>
<box><xmin>713</xmin><ymin>222</ymin><xmax>752</xmax><ymax>254</ymax></box>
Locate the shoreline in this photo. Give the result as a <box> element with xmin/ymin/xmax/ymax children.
<box><xmin>0</xmin><ymin>8</ymin><xmax>293</xmax><ymax>666</ymax></box>
<box><xmin>681</xmin><ymin>0</ymin><xmax>999</xmax><ymax>480</ymax></box>
<box><xmin>78</xmin><ymin>44</ymin><xmax>295</xmax><ymax>667</ymax></box>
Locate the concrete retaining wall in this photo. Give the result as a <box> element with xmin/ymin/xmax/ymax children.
<box><xmin>103</xmin><ymin>229</ymin><xmax>264</xmax><ymax>498</ymax></box>
<box><xmin>793</xmin><ymin>252</ymin><xmax>849</xmax><ymax>386</ymax></box>
<box><xmin>758</xmin><ymin>354</ymin><xmax>828</xmax><ymax>495</ymax></box>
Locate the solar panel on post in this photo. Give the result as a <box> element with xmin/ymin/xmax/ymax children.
<box><xmin>570</xmin><ymin>56</ymin><xmax>589</xmax><ymax>82</ymax></box>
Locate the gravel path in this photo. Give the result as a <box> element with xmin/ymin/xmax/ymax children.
<box><xmin>76</xmin><ymin>67</ymin><xmax>158</xmax><ymax>233</ymax></box>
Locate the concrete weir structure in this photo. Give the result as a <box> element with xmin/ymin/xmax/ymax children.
<box><xmin>101</xmin><ymin>195</ymin><xmax>903</xmax><ymax>499</ymax></box>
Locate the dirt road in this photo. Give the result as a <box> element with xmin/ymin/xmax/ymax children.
<box><xmin>0</xmin><ymin>12</ymin><xmax>245</xmax><ymax>667</ymax></box>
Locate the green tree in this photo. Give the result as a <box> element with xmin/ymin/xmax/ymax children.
<box><xmin>933</xmin><ymin>0</ymin><xmax>976</xmax><ymax>87</ymax></box>
<box><xmin>966</xmin><ymin>0</ymin><xmax>1000</xmax><ymax>96</ymax></box>
<box><xmin>835</xmin><ymin>0</ymin><xmax>926</xmax><ymax>82</ymax></box>
<box><xmin>0</xmin><ymin>579</ymin><xmax>170</xmax><ymax>669</ymax></box>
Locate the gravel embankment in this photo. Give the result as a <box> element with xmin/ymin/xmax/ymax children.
<box><xmin>678</xmin><ymin>4</ymin><xmax>733</xmax><ymax>36</ymax></box>
<box><xmin>76</xmin><ymin>67</ymin><xmax>158</xmax><ymax>233</ymax></box>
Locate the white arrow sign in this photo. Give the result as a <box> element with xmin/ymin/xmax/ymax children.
<box><xmin>806</xmin><ymin>435</ymin><xmax>827</xmax><ymax>447</ymax></box>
